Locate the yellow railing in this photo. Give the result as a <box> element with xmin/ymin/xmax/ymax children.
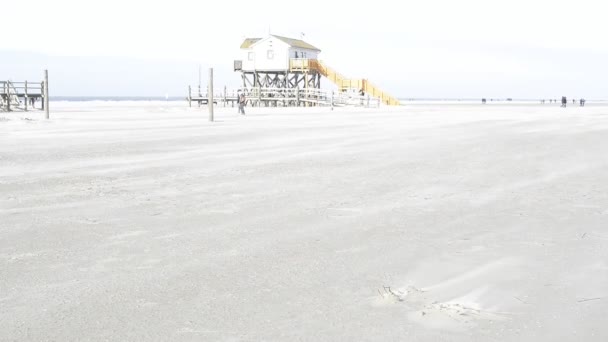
<box><xmin>290</xmin><ymin>59</ymin><xmax>400</xmax><ymax>106</ymax></box>
<box><xmin>289</xmin><ymin>58</ymin><xmax>311</xmax><ymax>71</ymax></box>
<box><xmin>361</xmin><ymin>80</ymin><xmax>401</xmax><ymax>106</ymax></box>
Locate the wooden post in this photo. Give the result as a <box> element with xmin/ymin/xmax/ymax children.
<box><xmin>208</xmin><ymin>68</ymin><xmax>214</xmax><ymax>122</ymax></box>
<box><xmin>367</xmin><ymin>94</ymin><xmax>370</xmax><ymax>108</ymax></box>
<box><xmin>24</xmin><ymin>81</ymin><xmax>28</xmax><ymax>111</ymax></box>
<box><xmin>44</xmin><ymin>70</ymin><xmax>49</xmax><ymax>119</ymax></box>
<box><xmin>260</xmin><ymin>87</ymin><xmax>263</xmax><ymax>107</ymax></box>
<box><xmin>198</xmin><ymin>84</ymin><xmax>201</xmax><ymax>107</ymax></box>
<box><xmin>304</xmin><ymin>73</ymin><xmax>309</xmax><ymax>107</ymax></box>
<box><xmin>223</xmin><ymin>86</ymin><xmax>227</xmax><ymax>107</ymax></box>
<box><xmin>6</xmin><ymin>82</ymin><xmax>10</xmax><ymax>112</ymax></box>
<box><xmin>330</xmin><ymin>91</ymin><xmax>334</xmax><ymax>110</ymax></box>
<box><xmin>296</xmin><ymin>87</ymin><xmax>300</xmax><ymax>107</ymax></box>
<box><xmin>188</xmin><ymin>86</ymin><xmax>192</xmax><ymax>107</ymax></box>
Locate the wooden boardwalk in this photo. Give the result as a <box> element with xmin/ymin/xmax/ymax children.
<box><xmin>187</xmin><ymin>86</ymin><xmax>239</xmax><ymax>108</ymax></box>
<box><xmin>187</xmin><ymin>87</ymin><xmax>382</xmax><ymax>108</ymax></box>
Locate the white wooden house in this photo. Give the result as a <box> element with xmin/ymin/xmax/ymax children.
<box><xmin>238</xmin><ymin>35</ymin><xmax>321</xmax><ymax>72</ymax></box>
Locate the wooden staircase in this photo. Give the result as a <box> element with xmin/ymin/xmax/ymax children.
<box><xmin>289</xmin><ymin>59</ymin><xmax>401</xmax><ymax>106</ymax></box>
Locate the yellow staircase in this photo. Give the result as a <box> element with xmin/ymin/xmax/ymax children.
<box><xmin>289</xmin><ymin>59</ymin><xmax>401</xmax><ymax>106</ymax></box>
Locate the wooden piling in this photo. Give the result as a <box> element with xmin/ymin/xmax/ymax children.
<box><xmin>24</xmin><ymin>81</ymin><xmax>28</xmax><ymax>111</ymax></box>
<box><xmin>304</xmin><ymin>73</ymin><xmax>309</xmax><ymax>107</ymax></box>
<box><xmin>257</xmin><ymin>86</ymin><xmax>262</xmax><ymax>107</ymax></box>
<box><xmin>6</xmin><ymin>82</ymin><xmax>10</xmax><ymax>112</ymax></box>
<box><xmin>208</xmin><ymin>68</ymin><xmax>214</xmax><ymax>122</ymax></box>
<box><xmin>188</xmin><ymin>86</ymin><xmax>192</xmax><ymax>107</ymax></box>
<box><xmin>222</xmin><ymin>86</ymin><xmax>226</xmax><ymax>107</ymax></box>
<box><xmin>198</xmin><ymin>85</ymin><xmax>201</xmax><ymax>107</ymax></box>
<box><xmin>44</xmin><ymin>70</ymin><xmax>49</xmax><ymax>119</ymax></box>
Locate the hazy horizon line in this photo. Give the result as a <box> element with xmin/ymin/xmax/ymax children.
<box><xmin>48</xmin><ymin>96</ymin><xmax>606</xmax><ymax>102</ymax></box>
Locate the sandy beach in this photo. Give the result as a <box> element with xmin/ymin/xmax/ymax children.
<box><xmin>1</xmin><ymin>102</ymin><xmax>608</xmax><ymax>341</ymax></box>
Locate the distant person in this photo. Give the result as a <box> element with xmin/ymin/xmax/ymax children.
<box><xmin>238</xmin><ymin>91</ymin><xmax>246</xmax><ymax>115</ymax></box>
<box><xmin>30</xmin><ymin>97</ymin><xmax>35</xmax><ymax>108</ymax></box>
<box><xmin>482</xmin><ymin>98</ymin><xmax>487</xmax><ymax>104</ymax></box>
<box><xmin>561</xmin><ymin>96</ymin><xmax>567</xmax><ymax>107</ymax></box>
<box><xmin>580</xmin><ymin>98</ymin><xmax>586</xmax><ymax>107</ymax></box>
<box><xmin>573</xmin><ymin>99</ymin><xmax>576</xmax><ymax>104</ymax></box>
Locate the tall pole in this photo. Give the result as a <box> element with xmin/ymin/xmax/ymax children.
<box><xmin>208</xmin><ymin>68</ymin><xmax>214</xmax><ymax>122</ymax></box>
<box><xmin>44</xmin><ymin>70</ymin><xmax>49</xmax><ymax>119</ymax></box>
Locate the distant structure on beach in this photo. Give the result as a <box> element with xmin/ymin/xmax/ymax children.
<box><xmin>1</xmin><ymin>70</ymin><xmax>50</xmax><ymax>118</ymax></box>
<box><xmin>236</xmin><ymin>35</ymin><xmax>322</xmax><ymax>92</ymax></box>
<box><xmin>233</xmin><ymin>35</ymin><xmax>400</xmax><ymax>106</ymax></box>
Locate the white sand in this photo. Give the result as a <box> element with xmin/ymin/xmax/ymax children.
<box><xmin>1</xmin><ymin>102</ymin><xmax>608</xmax><ymax>341</ymax></box>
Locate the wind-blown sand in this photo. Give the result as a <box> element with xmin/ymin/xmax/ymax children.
<box><xmin>1</xmin><ymin>102</ymin><xmax>608</xmax><ymax>341</ymax></box>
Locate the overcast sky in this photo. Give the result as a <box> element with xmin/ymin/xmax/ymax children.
<box><xmin>2</xmin><ymin>0</ymin><xmax>607</xmax><ymax>98</ymax></box>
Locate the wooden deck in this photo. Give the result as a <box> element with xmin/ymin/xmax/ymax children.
<box><xmin>1</xmin><ymin>79</ymin><xmax>47</xmax><ymax>112</ymax></box>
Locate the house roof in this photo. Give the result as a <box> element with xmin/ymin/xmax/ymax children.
<box><xmin>240</xmin><ymin>35</ymin><xmax>321</xmax><ymax>51</ymax></box>
<box><xmin>240</xmin><ymin>38</ymin><xmax>262</xmax><ymax>49</ymax></box>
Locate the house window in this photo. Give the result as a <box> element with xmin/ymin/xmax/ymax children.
<box><xmin>302</xmin><ymin>52</ymin><xmax>307</xmax><ymax>58</ymax></box>
<box><xmin>267</xmin><ymin>50</ymin><xmax>274</xmax><ymax>59</ymax></box>
<box><xmin>248</xmin><ymin>52</ymin><xmax>255</xmax><ymax>61</ymax></box>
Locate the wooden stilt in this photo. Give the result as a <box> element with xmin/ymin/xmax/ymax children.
<box><xmin>24</xmin><ymin>81</ymin><xmax>28</xmax><ymax>111</ymax></box>
<box><xmin>44</xmin><ymin>70</ymin><xmax>49</xmax><ymax>119</ymax></box>
<box><xmin>208</xmin><ymin>68</ymin><xmax>214</xmax><ymax>122</ymax></box>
